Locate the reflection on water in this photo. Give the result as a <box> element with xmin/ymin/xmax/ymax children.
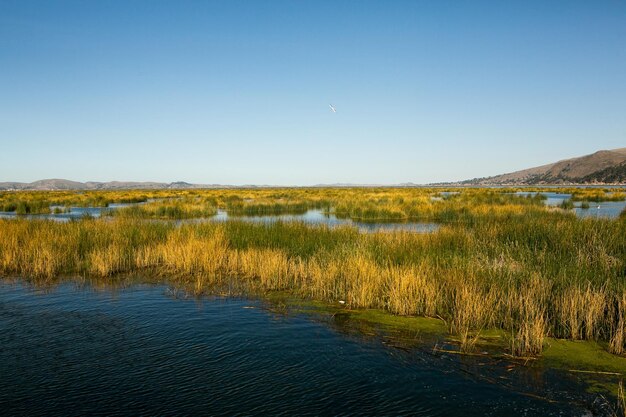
<box><xmin>0</xmin><ymin>280</ymin><xmax>605</xmax><ymax>416</ymax></box>
<box><xmin>575</xmin><ymin>201</ymin><xmax>626</xmax><ymax>219</ymax></box>
<box><xmin>0</xmin><ymin>203</ymin><xmax>133</xmax><ymax>221</ymax></box>
<box><xmin>212</xmin><ymin>209</ymin><xmax>440</xmax><ymax>233</ymax></box>
<box><xmin>0</xmin><ymin>192</ymin><xmax>623</xmax><ymax>227</ymax></box>
<box><xmin>516</xmin><ymin>191</ymin><xmax>573</xmax><ymax>206</ymax></box>
<box><xmin>0</xmin><ymin>206</ymin><xmax>439</xmax><ymax>233</ymax></box>
<box><xmin>515</xmin><ymin>192</ymin><xmax>626</xmax><ymax>219</ymax></box>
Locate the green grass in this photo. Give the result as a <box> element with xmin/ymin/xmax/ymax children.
<box><xmin>226</xmin><ymin>201</ymin><xmax>310</xmax><ymax>216</ymax></box>
<box><xmin>559</xmin><ymin>199</ymin><xmax>575</xmax><ymax>210</ymax></box>
<box><xmin>1</xmin><ymin>186</ymin><xmax>626</xmax><ymax>361</ymax></box>
<box><xmin>106</xmin><ymin>199</ymin><xmax>217</xmax><ymax>219</ymax></box>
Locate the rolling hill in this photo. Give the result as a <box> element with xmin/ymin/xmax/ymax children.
<box><xmin>0</xmin><ymin>179</ymin><xmax>232</xmax><ymax>191</ymax></box>
<box><xmin>460</xmin><ymin>148</ymin><xmax>626</xmax><ymax>186</ymax></box>
<box><xmin>2</xmin><ymin>148</ymin><xmax>625</xmax><ymax>189</ymax></box>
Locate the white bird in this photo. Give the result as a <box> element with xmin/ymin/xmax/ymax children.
<box><xmin>329</xmin><ymin>104</ymin><xmax>336</xmax><ymax>113</ymax></box>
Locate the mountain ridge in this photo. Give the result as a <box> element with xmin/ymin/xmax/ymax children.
<box><xmin>2</xmin><ymin>148</ymin><xmax>625</xmax><ymax>190</ymax></box>
<box><xmin>0</xmin><ymin>179</ymin><xmax>235</xmax><ymax>191</ymax></box>
<box><xmin>455</xmin><ymin>148</ymin><xmax>626</xmax><ymax>186</ymax></box>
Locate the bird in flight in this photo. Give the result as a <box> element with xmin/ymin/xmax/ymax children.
<box><xmin>329</xmin><ymin>104</ymin><xmax>336</xmax><ymax>113</ymax></box>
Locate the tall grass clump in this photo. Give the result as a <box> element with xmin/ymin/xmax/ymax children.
<box><xmin>107</xmin><ymin>199</ymin><xmax>217</xmax><ymax>219</ymax></box>
<box><xmin>226</xmin><ymin>201</ymin><xmax>309</xmax><ymax>216</ymax></box>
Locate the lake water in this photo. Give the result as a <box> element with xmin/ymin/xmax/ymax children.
<box><xmin>515</xmin><ymin>192</ymin><xmax>626</xmax><ymax>219</ymax></box>
<box><xmin>211</xmin><ymin>209</ymin><xmax>440</xmax><ymax>233</ymax></box>
<box><xmin>0</xmin><ymin>280</ymin><xmax>608</xmax><ymax>416</ymax></box>
<box><xmin>0</xmin><ymin>192</ymin><xmax>623</xmax><ymax>226</ymax></box>
<box><xmin>0</xmin><ymin>203</ymin><xmax>131</xmax><ymax>221</ymax></box>
<box><xmin>0</xmin><ymin>207</ymin><xmax>439</xmax><ymax>233</ymax></box>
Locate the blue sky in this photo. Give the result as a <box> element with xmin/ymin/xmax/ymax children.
<box><xmin>1</xmin><ymin>1</ymin><xmax>624</xmax><ymax>185</ymax></box>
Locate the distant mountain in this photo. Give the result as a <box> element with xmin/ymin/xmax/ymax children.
<box><xmin>459</xmin><ymin>148</ymin><xmax>626</xmax><ymax>186</ymax></box>
<box><xmin>0</xmin><ymin>179</ymin><xmax>233</xmax><ymax>191</ymax></box>
<box><xmin>29</xmin><ymin>179</ymin><xmax>87</xmax><ymax>190</ymax></box>
<box><xmin>3</xmin><ymin>148</ymin><xmax>625</xmax><ymax>190</ymax></box>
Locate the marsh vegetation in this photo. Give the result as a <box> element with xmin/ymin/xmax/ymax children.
<box><xmin>1</xmin><ymin>187</ymin><xmax>626</xmax><ymax>361</ymax></box>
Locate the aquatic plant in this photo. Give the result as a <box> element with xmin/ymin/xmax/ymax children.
<box><xmin>226</xmin><ymin>201</ymin><xmax>309</xmax><ymax>216</ymax></box>
<box><xmin>105</xmin><ymin>199</ymin><xmax>217</xmax><ymax>219</ymax></box>
<box><xmin>1</xmin><ymin>186</ymin><xmax>625</xmax><ymax>358</ymax></box>
<box><xmin>559</xmin><ymin>199</ymin><xmax>575</xmax><ymax>210</ymax></box>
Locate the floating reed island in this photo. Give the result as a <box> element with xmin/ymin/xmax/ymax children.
<box><xmin>1</xmin><ymin>187</ymin><xmax>626</xmax><ymax>357</ymax></box>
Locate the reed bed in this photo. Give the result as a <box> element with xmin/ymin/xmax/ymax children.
<box><xmin>226</xmin><ymin>200</ymin><xmax>311</xmax><ymax>216</ymax></box>
<box><xmin>0</xmin><ymin>190</ymin><xmax>156</xmax><ymax>210</ymax></box>
<box><xmin>2</xmin><ymin>186</ymin><xmax>622</xmax><ymax>222</ymax></box>
<box><xmin>106</xmin><ymin>199</ymin><xmax>217</xmax><ymax>219</ymax></box>
<box><xmin>1</xmin><ymin>192</ymin><xmax>625</xmax><ymax>357</ymax></box>
<box><xmin>570</xmin><ymin>189</ymin><xmax>626</xmax><ymax>202</ymax></box>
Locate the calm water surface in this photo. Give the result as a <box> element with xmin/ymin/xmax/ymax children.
<box><xmin>0</xmin><ymin>207</ymin><xmax>439</xmax><ymax>233</ymax></box>
<box><xmin>212</xmin><ymin>209</ymin><xmax>440</xmax><ymax>233</ymax></box>
<box><xmin>0</xmin><ymin>203</ymin><xmax>132</xmax><ymax>221</ymax></box>
<box><xmin>0</xmin><ymin>280</ymin><xmax>609</xmax><ymax>416</ymax></box>
<box><xmin>0</xmin><ymin>192</ymin><xmax>623</xmax><ymax>226</ymax></box>
<box><xmin>514</xmin><ymin>192</ymin><xmax>626</xmax><ymax>218</ymax></box>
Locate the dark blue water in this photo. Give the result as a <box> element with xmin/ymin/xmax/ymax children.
<box><xmin>0</xmin><ymin>280</ymin><xmax>606</xmax><ymax>416</ymax></box>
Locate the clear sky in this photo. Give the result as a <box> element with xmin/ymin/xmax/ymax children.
<box><xmin>1</xmin><ymin>1</ymin><xmax>625</xmax><ymax>185</ymax></box>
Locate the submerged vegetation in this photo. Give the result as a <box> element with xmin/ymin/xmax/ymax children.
<box><xmin>1</xmin><ymin>186</ymin><xmax>626</xmax><ymax>360</ymax></box>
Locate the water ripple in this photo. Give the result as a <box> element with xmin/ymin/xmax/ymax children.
<box><xmin>0</xmin><ymin>281</ymin><xmax>602</xmax><ymax>416</ymax></box>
